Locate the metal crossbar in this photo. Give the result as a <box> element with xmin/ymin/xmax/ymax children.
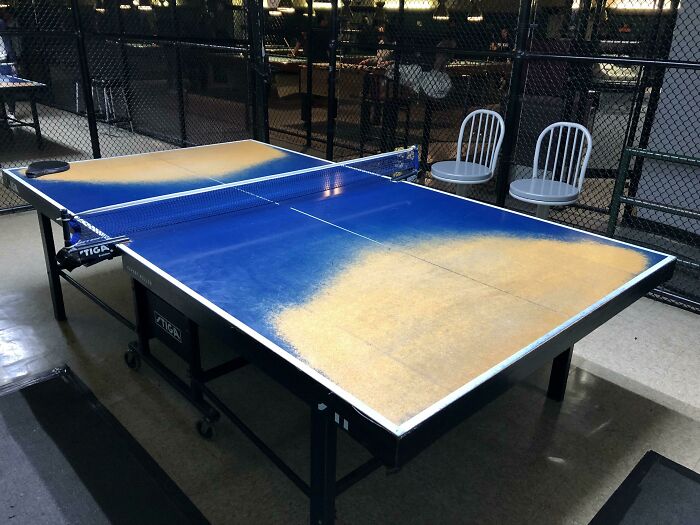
<box><xmin>609</xmin><ymin>147</ymin><xmax>699</xmax><ymax>312</ymax></box>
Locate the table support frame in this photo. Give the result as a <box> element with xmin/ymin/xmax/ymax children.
<box><xmin>128</xmin><ymin>278</ymin><xmax>382</xmax><ymax>524</ymax></box>
<box><xmin>547</xmin><ymin>346</ymin><xmax>573</xmax><ymax>402</ymax></box>
<box><xmin>36</xmin><ymin>211</ymin><xmax>135</xmax><ymax>329</ymax></box>
<box><xmin>19</xmin><ymin>199</ymin><xmax>673</xmax><ymax>524</ymax></box>
<box><xmin>37</xmin><ymin>212</ymin><xmax>66</xmax><ymax>321</ymax></box>
<box><xmin>310</xmin><ymin>403</ymin><xmax>338</xmax><ymax>525</ymax></box>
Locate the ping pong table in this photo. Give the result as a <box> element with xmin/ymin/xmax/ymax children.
<box><xmin>0</xmin><ymin>73</ymin><xmax>45</xmax><ymax>148</ymax></box>
<box><xmin>2</xmin><ymin>139</ymin><xmax>675</xmax><ymax>524</ymax></box>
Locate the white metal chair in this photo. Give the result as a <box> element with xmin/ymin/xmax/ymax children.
<box><xmin>509</xmin><ymin>122</ymin><xmax>592</xmax><ymax>218</ymax></box>
<box><xmin>431</xmin><ymin>109</ymin><xmax>505</xmax><ymax>195</ymax></box>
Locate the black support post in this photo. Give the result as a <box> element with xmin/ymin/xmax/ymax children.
<box><xmin>325</xmin><ymin>0</ymin><xmax>339</xmax><ymax>160</ymax></box>
<box><xmin>547</xmin><ymin>346</ymin><xmax>573</xmax><ymax>402</ymax></box>
<box><xmin>419</xmin><ymin>96</ymin><xmax>434</xmax><ymax>173</ymax></box>
<box><xmin>37</xmin><ymin>212</ymin><xmax>66</xmax><ymax>321</ymax></box>
<box><xmin>305</xmin><ymin>0</ymin><xmax>314</xmax><ymax>148</ymax></box>
<box><xmin>171</xmin><ymin>1</ymin><xmax>188</xmax><ymax>147</ymax></box>
<box><xmin>114</xmin><ymin>0</ymin><xmax>136</xmax><ymax>142</ymax></box>
<box><xmin>30</xmin><ymin>98</ymin><xmax>42</xmax><ymax>148</ymax></box>
<box><xmin>562</xmin><ymin>0</ymin><xmax>591</xmax><ymax>122</ymax></box>
<box><xmin>494</xmin><ymin>0</ymin><xmax>533</xmax><ymax>207</ymax></box>
<box><xmin>248</xmin><ymin>0</ymin><xmax>268</xmax><ymax>142</ymax></box>
<box><xmin>309</xmin><ymin>402</ymin><xmax>337</xmax><ymax>525</ymax></box>
<box><xmin>623</xmin><ymin>0</ymin><xmax>679</xmax><ymax>221</ymax></box>
<box><xmin>70</xmin><ymin>0</ymin><xmax>101</xmax><ymax>159</ymax></box>
<box><xmin>380</xmin><ymin>0</ymin><xmax>404</xmax><ymax>152</ymax></box>
<box><xmin>589</xmin><ymin>0</ymin><xmax>606</xmax><ymax>44</ymax></box>
<box><xmin>574</xmin><ymin>0</ymin><xmax>592</xmax><ymax>42</ymax></box>
<box><xmin>174</xmin><ymin>46</ymin><xmax>188</xmax><ymax>146</ymax></box>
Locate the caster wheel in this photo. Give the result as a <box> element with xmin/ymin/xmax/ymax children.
<box><xmin>196</xmin><ymin>418</ymin><xmax>215</xmax><ymax>440</ymax></box>
<box><xmin>124</xmin><ymin>350</ymin><xmax>141</xmax><ymax>371</ymax></box>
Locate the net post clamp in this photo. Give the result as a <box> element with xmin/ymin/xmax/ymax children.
<box><xmin>390</xmin><ymin>169</ymin><xmax>419</xmax><ymax>182</ymax></box>
<box><xmin>56</xmin><ymin>236</ymin><xmax>130</xmax><ymax>271</ymax></box>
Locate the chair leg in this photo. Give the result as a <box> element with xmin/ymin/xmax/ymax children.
<box><xmin>456</xmin><ymin>185</ymin><xmax>468</xmax><ymax>197</ymax></box>
<box><xmin>92</xmin><ymin>83</ymin><xmax>102</xmax><ymax>119</ymax></box>
<box><xmin>105</xmin><ymin>87</ymin><xmax>113</xmax><ymax>123</ymax></box>
<box><xmin>535</xmin><ymin>205</ymin><xmax>550</xmax><ymax>219</ymax></box>
<box><xmin>31</xmin><ymin>99</ymin><xmax>42</xmax><ymax>149</ymax></box>
<box><xmin>121</xmin><ymin>86</ymin><xmax>134</xmax><ymax>132</ymax></box>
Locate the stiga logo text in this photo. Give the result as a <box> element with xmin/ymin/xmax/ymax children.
<box><xmin>154</xmin><ymin>311</ymin><xmax>182</xmax><ymax>343</ymax></box>
<box><xmin>80</xmin><ymin>245</ymin><xmax>111</xmax><ymax>257</ymax></box>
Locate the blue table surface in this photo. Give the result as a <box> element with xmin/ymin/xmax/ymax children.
<box><xmin>6</xmin><ymin>141</ymin><xmax>327</xmax><ymax>213</ymax></box>
<box><xmin>124</xmin><ymin>175</ymin><xmax>667</xmax><ymax>337</ymax></box>
<box><xmin>118</xmin><ymin>172</ymin><xmax>670</xmax><ymax>429</ymax></box>
<box><xmin>12</xmin><ymin>143</ymin><xmax>671</xmax><ymax>431</ymax></box>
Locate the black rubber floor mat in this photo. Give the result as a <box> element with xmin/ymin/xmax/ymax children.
<box><xmin>0</xmin><ymin>366</ymin><xmax>208</xmax><ymax>525</ymax></box>
<box><xmin>590</xmin><ymin>450</ymin><xmax>700</xmax><ymax>525</ymax></box>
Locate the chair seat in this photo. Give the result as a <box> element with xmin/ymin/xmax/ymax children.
<box><xmin>431</xmin><ymin>161</ymin><xmax>492</xmax><ymax>185</ymax></box>
<box><xmin>509</xmin><ymin>178</ymin><xmax>580</xmax><ymax>205</ymax></box>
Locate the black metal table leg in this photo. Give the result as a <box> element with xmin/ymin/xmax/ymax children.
<box><xmin>30</xmin><ymin>98</ymin><xmax>42</xmax><ymax>148</ymax></box>
<box><xmin>0</xmin><ymin>95</ymin><xmax>8</xmax><ymax>126</ymax></box>
<box><xmin>380</xmin><ymin>94</ymin><xmax>398</xmax><ymax>152</ymax></box>
<box><xmin>547</xmin><ymin>346</ymin><xmax>573</xmax><ymax>402</ymax></box>
<box><xmin>129</xmin><ymin>280</ymin><xmax>219</xmax><ymax>423</ymax></box>
<box><xmin>187</xmin><ymin>320</ymin><xmax>204</xmax><ymax>403</ymax></box>
<box><xmin>310</xmin><ymin>402</ymin><xmax>337</xmax><ymax>525</ymax></box>
<box><xmin>37</xmin><ymin>212</ymin><xmax>66</xmax><ymax>321</ymax></box>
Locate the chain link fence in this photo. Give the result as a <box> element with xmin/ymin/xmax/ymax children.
<box><xmin>0</xmin><ymin>0</ymin><xmax>255</xmax><ymax>212</ymax></box>
<box><xmin>0</xmin><ymin>0</ymin><xmax>697</xmax><ymax>311</ymax></box>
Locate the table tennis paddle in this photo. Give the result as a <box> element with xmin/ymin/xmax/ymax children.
<box><xmin>26</xmin><ymin>160</ymin><xmax>70</xmax><ymax>178</ymax></box>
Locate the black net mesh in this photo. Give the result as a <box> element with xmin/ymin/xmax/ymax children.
<box><xmin>609</xmin><ymin>154</ymin><xmax>699</xmax><ymax>312</ymax></box>
<box><xmin>0</xmin><ymin>31</ymin><xmax>95</xmax><ymax>211</ymax></box>
<box><xmin>72</xmin><ymin>147</ymin><xmax>417</xmax><ymax>244</ymax></box>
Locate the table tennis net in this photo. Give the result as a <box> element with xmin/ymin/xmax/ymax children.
<box><xmin>70</xmin><ymin>147</ymin><xmax>418</xmax><ymax>247</ymax></box>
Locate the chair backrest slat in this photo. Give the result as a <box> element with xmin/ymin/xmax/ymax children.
<box><xmin>464</xmin><ymin>117</ymin><xmax>475</xmax><ymax>164</ymax></box>
<box><xmin>540</xmin><ymin>130</ymin><xmax>553</xmax><ymax>181</ymax></box>
<box><xmin>551</xmin><ymin>127</ymin><xmax>563</xmax><ymax>182</ymax></box>
<box><xmin>476</xmin><ymin>114</ymin><xmax>484</xmax><ymax>165</ymax></box>
<box><xmin>559</xmin><ymin>126</ymin><xmax>572</xmax><ymax>183</ymax></box>
<box><xmin>568</xmin><ymin>128</ymin><xmax>581</xmax><ymax>186</ymax></box>
<box><xmin>488</xmin><ymin>115</ymin><xmax>497</xmax><ymax>165</ymax></box>
<box><xmin>574</xmin><ymin>129</ymin><xmax>587</xmax><ymax>189</ymax></box>
<box><xmin>455</xmin><ymin>109</ymin><xmax>505</xmax><ymax>172</ymax></box>
<box><xmin>475</xmin><ymin>112</ymin><xmax>483</xmax><ymax>164</ymax></box>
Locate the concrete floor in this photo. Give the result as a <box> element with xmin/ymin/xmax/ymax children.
<box><xmin>1</xmin><ymin>209</ymin><xmax>699</xmax><ymax>524</ymax></box>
